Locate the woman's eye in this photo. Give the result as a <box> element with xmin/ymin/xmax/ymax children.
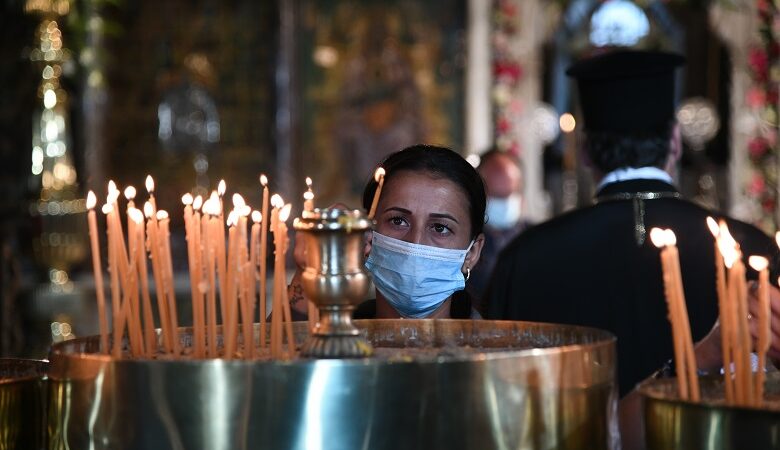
<box><xmin>389</xmin><ymin>216</ymin><xmax>407</xmax><ymax>227</ymax></box>
<box><xmin>432</xmin><ymin>223</ymin><xmax>451</xmax><ymax>235</ymax></box>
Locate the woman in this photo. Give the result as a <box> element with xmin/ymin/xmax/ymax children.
<box><xmin>290</xmin><ymin>144</ymin><xmax>486</xmax><ymax>319</ymax></box>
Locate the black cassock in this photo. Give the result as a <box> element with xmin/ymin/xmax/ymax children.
<box><xmin>485</xmin><ymin>178</ymin><xmax>773</xmax><ymax>396</ymax></box>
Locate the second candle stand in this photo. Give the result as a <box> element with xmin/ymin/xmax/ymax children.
<box><xmin>293</xmin><ymin>207</ymin><xmax>374</xmax><ymax>358</ymax></box>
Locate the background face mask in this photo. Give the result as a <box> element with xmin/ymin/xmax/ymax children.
<box><xmin>485</xmin><ymin>193</ymin><xmax>522</xmax><ymax>229</ymax></box>
<box><xmin>364</xmin><ymin>231</ymin><xmax>472</xmax><ymax>318</ymax></box>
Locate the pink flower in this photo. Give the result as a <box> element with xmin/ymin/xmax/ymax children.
<box><xmin>747</xmin><ymin>87</ymin><xmax>766</xmax><ymax>108</ymax></box>
<box><xmin>509</xmin><ymin>99</ymin><xmax>523</xmax><ymax>115</ymax></box>
<box><xmin>749</xmin><ymin>173</ymin><xmax>766</xmax><ymax>195</ymax></box>
<box><xmin>494</xmin><ymin>62</ymin><xmax>523</xmax><ymax>84</ymax></box>
<box><xmin>757</xmin><ymin>0</ymin><xmax>770</xmax><ymax>15</ymax></box>
<box><xmin>749</xmin><ymin>47</ymin><xmax>769</xmax><ymax>79</ymax></box>
<box><xmin>500</xmin><ymin>0</ymin><xmax>517</xmax><ymax>17</ymax></box>
<box><xmin>497</xmin><ymin>117</ymin><xmax>511</xmax><ymax>133</ymax></box>
<box><xmin>748</xmin><ymin>137</ymin><xmax>768</xmax><ymax>159</ymax></box>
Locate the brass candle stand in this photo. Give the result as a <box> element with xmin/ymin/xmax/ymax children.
<box><xmin>293</xmin><ymin>207</ymin><xmax>374</xmax><ymax>358</ymax></box>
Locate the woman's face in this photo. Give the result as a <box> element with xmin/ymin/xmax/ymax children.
<box><xmin>374</xmin><ymin>170</ymin><xmax>474</xmax><ymax>249</ymax></box>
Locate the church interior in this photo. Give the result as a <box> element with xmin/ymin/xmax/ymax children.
<box><xmin>1</xmin><ymin>0</ymin><xmax>779</xmax><ymax>449</ymax></box>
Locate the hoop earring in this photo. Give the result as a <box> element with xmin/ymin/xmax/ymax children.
<box><xmin>465</xmin><ymin>267</ymin><xmax>471</xmax><ymax>281</ymax></box>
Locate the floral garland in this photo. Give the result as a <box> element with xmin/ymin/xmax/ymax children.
<box><xmin>492</xmin><ymin>0</ymin><xmax>525</xmax><ymax>156</ymax></box>
<box><xmin>744</xmin><ymin>0</ymin><xmax>780</xmax><ymax>233</ymax></box>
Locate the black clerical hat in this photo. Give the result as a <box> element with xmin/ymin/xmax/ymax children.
<box><xmin>566</xmin><ymin>50</ymin><xmax>685</xmax><ymax>134</ymax></box>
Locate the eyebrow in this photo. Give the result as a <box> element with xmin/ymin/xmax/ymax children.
<box><xmin>384</xmin><ymin>206</ymin><xmax>412</xmax><ymax>215</ymax></box>
<box><xmin>383</xmin><ymin>207</ymin><xmax>460</xmax><ymax>224</ymax></box>
<box><xmin>429</xmin><ymin>213</ymin><xmax>459</xmax><ymax>224</ymax></box>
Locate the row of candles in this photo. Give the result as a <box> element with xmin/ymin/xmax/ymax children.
<box><xmin>85</xmin><ymin>175</ymin><xmax>309</xmax><ymax>360</ymax></box>
<box><xmin>86</xmin><ymin>167</ymin><xmax>389</xmax><ymax>360</ymax></box>
<box><xmin>652</xmin><ymin>218</ymin><xmax>775</xmax><ymax>407</ymax></box>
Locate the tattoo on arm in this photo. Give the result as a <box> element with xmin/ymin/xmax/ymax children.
<box><xmin>289</xmin><ymin>282</ymin><xmax>306</xmax><ymax>312</ymax></box>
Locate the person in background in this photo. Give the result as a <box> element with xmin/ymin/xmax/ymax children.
<box><xmin>467</xmin><ymin>149</ymin><xmax>531</xmax><ymax>312</ymax></box>
<box><xmin>485</xmin><ymin>50</ymin><xmax>774</xmax><ymax>398</ymax></box>
<box><xmin>289</xmin><ymin>144</ymin><xmax>486</xmax><ymax>319</ymax></box>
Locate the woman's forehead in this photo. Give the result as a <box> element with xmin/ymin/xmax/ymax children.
<box><xmin>381</xmin><ymin>171</ymin><xmax>469</xmax><ymax>217</ymax></box>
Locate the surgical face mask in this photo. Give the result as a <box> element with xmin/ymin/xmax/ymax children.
<box><xmin>485</xmin><ymin>193</ymin><xmax>522</xmax><ymax>229</ymax></box>
<box><xmin>364</xmin><ymin>231</ymin><xmax>473</xmax><ymax>318</ymax></box>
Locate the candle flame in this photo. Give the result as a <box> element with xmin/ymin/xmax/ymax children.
<box><xmin>226</xmin><ymin>210</ymin><xmax>237</xmax><ymax>227</ymax></box>
<box><xmin>374</xmin><ymin>167</ymin><xmax>386</xmax><ymax>182</ymax></box>
<box><xmin>270</xmin><ymin>193</ymin><xmax>284</xmax><ymax>208</ymax></box>
<box><xmin>279</xmin><ymin>203</ymin><xmax>292</xmax><ymax>222</ymax></box>
<box><xmin>108</xmin><ymin>180</ymin><xmax>117</xmax><ymax>193</ymax></box>
<box><xmin>145</xmin><ymin>175</ymin><xmax>154</xmax><ymax>193</ymax></box>
<box><xmin>240</xmin><ymin>205</ymin><xmax>251</xmax><ymax>217</ymax></box>
<box><xmin>232</xmin><ymin>193</ymin><xmax>245</xmax><ymax>209</ymax></box>
<box><xmin>124</xmin><ymin>186</ymin><xmax>136</xmax><ymax>201</ymax></box>
<box><xmin>107</xmin><ymin>189</ymin><xmax>120</xmax><ymax>205</ymax></box>
<box><xmin>663</xmin><ymin>229</ymin><xmax>677</xmax><ymax>247</ymax></box>
<box><xmin>252</xmin><ymin>210</ymin><xmax>262</xmax><ymax>223</ymax></box>
<box><xmin>218</xmin><ymin>179</ymin><xmax>226</xmax><ymax>196</ymax></box>
<box><xmin>203</xmin><ymin>197</ymin><xmax>220</xmax><ymax>216</ymax></box>
<box><xmin>201</xmin><ymin>199</ymin><xmax>214</xmax><ymax>216</ymax></box>
<box><xmin>128</xmin><ymin>208</ymin><xmax>144</xmax><ymax>224</ymax></box>
<box><xmin>718</xmin><ymin>229</ymin><xmax>740</xmax><ymax>269</ymax></box>
<box><xmin>718</xmin><ymin>222</ymin><xmax>739</xmax><ymax>251</ymax></box>
<box><xmin>101</xmin><ymin>203</ymin><xmax>113</xmax><ymax>214</ymax></box>
<box><xmin>650</xmin><ymin>228</ymin><xmax>667</xmax><ymax>248</ymax></box>
<box><xmin>86</xmin><ymin>191</ymin><xmax>97</xmax><ymax>210</ymax></box>
<box><xmin>305</xmin><ymin>176</ymin><xmax>312</xmax><ymax>188</ymax></box>
<box><xmin>144</xmin><ymin>202</ymin><xmax>154</xmax><ymax>218</ymax></box>
<box><xmin>260</xmin><ymin>174</ymin><xmax>268</xmax><ymax>187</ymax></box>
<box><xmin>706</xmin><ymin>216</ymin><xmax>719</xmax><ymax>237</ymax></box>
<box><xmin>303</xmin><ymin>191</ymin><xmax>314</xmax><ymax>201</ymax></box>
<box><xmin>182</xmin><ymin>193</ymin><xmax>193</xmax><ymax>205</ymax></box>
<box><xmin>156</xmin><ymin>210</ymin><xmax>169</xmax><ymax>221</ymax></box>
<box><xmin>193</xmin><ymin>195</ymin><xmax>203</xmax><ymax>211</ymax></box>
<box><xmin>775</xmin><ymin>231</ymin><xmax>780</xmax><ymax>249</ymax></box>
<box><xmin>749</xmin><ymin>255</ymin><xmax>769</xmax><ymax>272</ymax></box>
<box><xmin>208</xmin><ymin>191</ymin><xmax>222</xmax><ymax>215</ymax></box>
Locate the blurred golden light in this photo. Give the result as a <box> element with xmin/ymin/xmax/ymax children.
<box><xmin>559</xmin><ymin>113</ymin><xmax>576</xmax><ymax>133</ymax></box>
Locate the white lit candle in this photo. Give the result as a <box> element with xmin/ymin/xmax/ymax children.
<box><xmin>368</xmin><ymin>167</ymin><xmax>385</xmax><ymax>219</ymax></box>
<box><xmin>86</xmin><ymin>192</ymin><xmax>109</xmax><ymax>354</ymax></box>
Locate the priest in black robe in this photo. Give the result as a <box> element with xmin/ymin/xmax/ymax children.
<box><xmin>485</xmin><ymin>50</ymin><xmax>774</xmax><ymax>397</ymax></box>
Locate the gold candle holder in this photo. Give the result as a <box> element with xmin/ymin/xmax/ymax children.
<box><xmin>293</xmin><ymin>207</ymin><xmax>373</xmax><ymax>358</ymax></box>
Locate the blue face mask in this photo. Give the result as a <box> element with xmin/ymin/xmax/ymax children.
<box><xmin>364</xmin><ymin>231</ymin><xmax>473</xmax><ymax>318</ymax></box>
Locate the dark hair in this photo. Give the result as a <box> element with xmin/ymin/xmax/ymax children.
<box><xmin>584</xmin><ymin>126</ymin><xmax>673</xmax><ymax>174</ymax></box>
<box><xmin>362</xmin><ymin>144</ymin><xmax>486</xmax><ymax>238</ymax></box>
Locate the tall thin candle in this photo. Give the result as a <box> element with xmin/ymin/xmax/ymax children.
<box><xmin>707</xmin><ymin>217</ymin><xmax>734</xmax><ymax>403</ymax></box>
<box><xmin>259</xmin><ymin>175</ymin><xmax>270</xmax><ymax>348</ymax></box>
<box><xmin>278</xmin><ymin>203</ymin><xmax>296</xmax><ymax>357</ymax></box>
<box><xmin>132</xmin><ymin>208</ymin><xmax>156</xmax><ymax>357</ymax></box>
<box><xmin>86</xmin><ymin>192</ymin><xmax>109</xmax><ymax>354</ymax></box>
<box><xmin>192</xmin><ymin>195</ymin><xmax>206</xmax><ymax>358</ymax></box>
<box><xmin>367</xmin><ymin>167</ymin><xmax>385</xmax><ymax>219</ymax></box>
<box><xmin>270</xmin><ymin>194</ymin><xmax>283</xmax><ymax>358</ymax></box>
<box><xmin>103</xmin><ymin>202</ymin><xmax>123</xmax><ymax>358</ymax></box>
<box><xmin>749</xmin><ymin>255</ymin><xmax>770</xmax><ymax>405</ymax></box>
<box><xmin>157</xmin><ymin>210</ymin><xmax>180</xmax><ymax>356</ymax></box>
<box><xmin>145</xmin><ymin>202</ymin><xmax>171</xmax><ymax>353</ymax></box>
<box><xmin>224</xmin><ymin>211</ymin><xmax>239</xmax><ymax>359</ymax></box>
<box><xmin>183</xmin><ymin>193</ymin><xmax>204</xmax><ymax>358</ymax></box>
<box><xmin>202</xmin><ymin>198</ymin><xmax>219</xmax><ymax>357</ymax></box>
